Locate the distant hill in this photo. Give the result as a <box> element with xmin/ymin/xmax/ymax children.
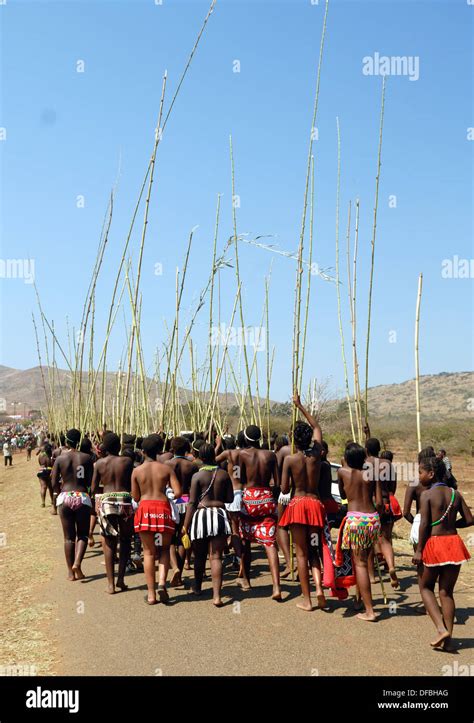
<box><xmin>0</xmin><ymin>366</ymin><xmax>472</xmax><ymax>421</ymax></box>
<box><xmin>360</xmin><ymin>371</ymin><xmax>473</xmax><ymax>420</ymax></box>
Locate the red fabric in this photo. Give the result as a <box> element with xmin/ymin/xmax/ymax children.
<box><xmin>389</xmin><ymin>493</ymin><xmax>402</xmax><ymax>521</ymax></box>
<box><xmin>134</xmin><ymin>499</ymin><xmax>175</xmax><ymax>534</ymax></box>
<box><xmin>321</xmin><ymin>497</ymin><xmax>340</xmax><ymax>515</ymax></box>
<box><xmin>422</xmin><ymin>534</ymin><xmax>471</xmax><ymax>566</ymax></box>
<box><xmin>239</xmin><ymin>487</ymin><xmax>277</xmax><ymax>546</ymax></box>
<box><xmin>335</xmin><ymin>516</ymin><xmax>347</xmax><ymax>567</ymax></box>
<box><xmin>239</xmin><ymin>517</ymin><xmax>277</xmax><ymax>546</ymax></box>
<box><xmin>333</xmin><ymin>515</ymin><xmax>359</xmax><ymax>590</ymax></box>
<box><xmin>279</xmin><ymin>496</ymin><xmax>326</xmax><ymax>528</ymax></box>
<box><xmin>241</xmin><ymin>487</ymin><xmax>277</xmax><ymax>518</ymax></box>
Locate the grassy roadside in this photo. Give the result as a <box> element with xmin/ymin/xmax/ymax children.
<box><xmin>0</xmin><ymin>452</ymin><xmax>58</xmax><ymax>675</ymax></box>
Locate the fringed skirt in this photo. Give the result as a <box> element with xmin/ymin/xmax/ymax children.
<box><xmin>190</xmin><ymin>506</ymin><xmax>231</xmax><ymax>541</ymax></box>
<box><xmin>422</xmin><ymin>534</ymin><xmax>471</xmax><ymax>567</ymax></box>
<box><xmin>134</xmin><ymin>499</ymin><xmax>175</xmax><ymax>535</ymax></box>
<box><xmin>279</xmin><ymin>496</ymin><xmax>326</xmax><ymax>528</ymax></box>
<box><xmin>341</xmin><ymin>510</ymin><xmax>380</xmax><ymax>550</ymax></box>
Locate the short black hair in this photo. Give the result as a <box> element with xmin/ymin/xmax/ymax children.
<box><xmin>418</xmin><ymin>446</ymin><xmax>436</xmax><ymax>463</ymax></box>
<box><xmin>222</xmin><ymin>434</ymin><xmax>236</xmax><ymax>450</ymax></box>
<box><xmin>420</xmin><ymin>456</ymin><xmax>447</xmax><ymax>483</ymax></box>
<box><xmin>381</xmin><ymin>450</ymin><xmax>393</xmax><ymax>462</ymax></box>
<box><xmin>65</xmin><ymin>428</ymin><xmax>81</xmax><ymax>448</ymax></box>
<box><xmin>171</xmin><ymin>436</ymin><xmax>189</xmax><ymax>456</ymax></box>
<box><xmin>244</xmin><ymin>425</ymin><xmax>261</xmax><ymax>445</ymax></box>
<box><xmin>345</xmin><ymin>443</ymin><xmax>366</xmax><ymax>470</ymax></box>
<box><xmin>237</xmin><ymin>430</ymin><xmax>247</xmax><ymax>448</ymax></box>
<box><xmin>142</xmin><ymin>434</ymin><xmax>164</xmax><ymax>459</ymax></box>
<box><xmin>199</xmin><ymin>443</ymin><xmax>216</xmax><ymax>465</ymax></box>
<box><xmin>274</xmin><ymin>434</ymin><xmax>288</xmax><ymax>451</ymax></box>
<box><xmin>102</xmin><ymin>432</ymin><xmax>121</xmax><ymax>455</ymax></box>
<box><xmin>366</xmin><ymin>438</ymin><xmax>381</xmax><ymax>457</ymax></box>
<box><xmin>80</xmin><ymin>438</ymin><xmax>93</xmax><ymax>454</ymax></box>
<box><xmin>192</xmin><ymin>438</ymin><xmax>205</xmax><ymax>454</ymax></box>
<box><xmin>293</xmin><ymin>421</ymin><xmax>313</xmax><ymax>451</ymax></box>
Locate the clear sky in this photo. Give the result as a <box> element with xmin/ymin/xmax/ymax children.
<box><xmin>1</xmin><ymin>0</ymin><xmax>473</xmax><ymax>402</ymax></box>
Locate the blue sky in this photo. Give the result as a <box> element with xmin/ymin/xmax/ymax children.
<box><xmin>1</xmin><ymin>0</ymin><xmax>472</xmax><ymax>403</ymax></box>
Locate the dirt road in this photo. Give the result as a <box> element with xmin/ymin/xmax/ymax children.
<box><xmin>2</xmin><ymin>453</ymin><xmax>473</xmax><ymax>676</ymax></box>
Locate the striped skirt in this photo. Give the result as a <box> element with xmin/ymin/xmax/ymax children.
<box><xmin>190</xmin><ymin>506</ymin><xmax>231</xmax><ymax>541</ymax></box>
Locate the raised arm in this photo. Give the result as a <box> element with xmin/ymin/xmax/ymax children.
<box><xmin>215</xmin><ymin>449</ymin><xmax>229</xmax><ymax>465</ymax></box>
<box><xmin>293</xmin><ymin>392</ymin><xmax>322</xmax><ymax>444</ymax></box>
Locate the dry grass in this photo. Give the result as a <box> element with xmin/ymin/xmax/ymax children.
<box><xmin>0</xmin><ymin>451</ymin><xmax>57</xmax><ymax>675</ymax></box>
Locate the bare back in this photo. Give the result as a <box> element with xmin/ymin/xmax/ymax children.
<box><xmin>189</xmin><ymin>467</ymin><xmax>234</xmax><ymax>509</ymax></box>
<box><xmin>132</xmin><ymin>460</ymin><xmax>180</xmax><ymax>502</ymax></box>
<box><xmin>282</xmin><ymin>448</ymin><xmax>321</xmax><ymax>498</ymax></box>
<box><xmin>92</xmin><ymin>455</ymin><xmax>133</xmax><ymax>495</ymax></box>
<box><xmin>38</xmin><ymin>452</ymin><xmax>52</xmax><ymax>468</ymax></box>
<box><xmin>319</xmin><ymin>459</ymin><xmax>332</xmax><ymax>500</ymax></box>
<box><xmin>275</xmin><ymin>445</ymin><xmax>291</xmax><ymax>479</ymax></box>
<box><xmin>165</xmin><ymin>457</ymin><xmax>199</xmax><ymax>496</ymax></box>
<box><xmin>239</xmin><ymin>447</ymin><xmax>278</xmax><ymax>488</ymax></box>
<box><xmin>424</xmin><ymin>485</ymin><xmax>462</xmax><ymax>537</ymax></box>
<box><xmin>338</xmin><ymin>467</ymin><xmax>378</xmax><ymax>513</ymax></box>
<box><xmin>215</xmin><ymin>448</ymin><xmax>245</xmax><ymax>490</ymax></box>
<box><xmin>52</xmin><ymin>450</ymin><xmax>93</xmax><ymax>493</ymax></box>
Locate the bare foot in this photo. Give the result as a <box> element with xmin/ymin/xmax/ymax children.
<box><xmin>213</xmin><ymin>598</ymin><xmax>224</xmax><ymax>608</ymax></box>
<box><xmin>191</xmin><ymin>587</ymin><xmax>202</xmax><ymax>596</ymax></box>
<box><xmin>280</xmin><ymin>567</ymin><xmax>292</xmax><ymax>579</ymax></box>
<box><xmin>272</xmin><ymin>589</ymin><xmax>282</xmax><ymax>602</ymax></box>
<box><xmin>317</xmin><ymin>594</ymin><xmax>327</xmax><ymax>610</ymax></box>
<box><xmin>67</xmin><ymin>571</ymin><xmax>75</xmax><ymax>582</ymax></box>
<box><xmin>357</xmin><ymin>612</ymin><xmax>377</xmax><ymax>622</ymax></box>
<box><xmin>430</xmin><ymin>629</ymin><xmax>450</xmax><ymax>648</ymax></box>
<box><xmin>169</xmin><ymin>569</ymin><xmax>182</xmax><ymax>588</ymax></box>
<box><xmin>237</xmin><ymin>579</ymin><xmax>251</xmax><ymax>591</ymax></box>
<box><xmin>440</xmin><ymin>637</ymin><xmax>455</xmax><ymax>653</ymax></box>
<box><xmin>389</xmin><ymin>569</ymin><xmax>399</xmax><ymax>589</ymax></box>
<box><xmin>50</xmin><ymin>509</ymin><xmax>57</xmax><ymax>516</ymax></box>
<box><xmin>116</xmin><ymin>581</ymin><xmax>128</xmax><ymax>592</ymax></box>
<box><xmin>72</xmin><ymin>565</ymin><xmax>85</xmax><ymax>581</ymax></box>
<box><xmin>105</xmin><ymin>585</ymin><xmax>115</xmax><ymax>595</ymax></box>
<box><xmin>296</xmin><ymin>601</ymin><xmax>313</xmax><ymax>612</ymax></box>
<box><xmin>157</xmin><ymin>586</ymin><xmax>170</xmax><ymax>604</ymax></box>
<box><xmin>144</xmin><ymin>595</ymin><xmax>157</xmax><ymax>605</ymax></box>
<box><xmin>41</xmin><ymin>503</ymin><xmax>45</xmax><ymax>508</ymax></box>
